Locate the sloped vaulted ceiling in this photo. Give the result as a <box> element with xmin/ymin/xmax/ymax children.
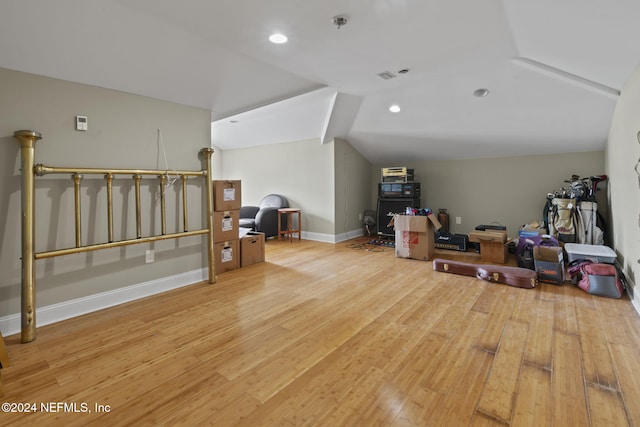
<box><xmin>1</xmin><ymin>0</ymin><xmax>639</xmax><ymax>163</ymax></box>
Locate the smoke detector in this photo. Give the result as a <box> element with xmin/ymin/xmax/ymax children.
<box><xmin>332</xmin><ymin>15</ymin><xmax>349</xmax><ymax>29</ymax></box>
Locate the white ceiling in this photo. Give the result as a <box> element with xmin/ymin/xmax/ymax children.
<box><xmin>1</xmin><ymin>0</ymin><xmax>639</xmax><ymax>163</ymax></box>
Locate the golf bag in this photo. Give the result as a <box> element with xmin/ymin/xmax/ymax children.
<box><xmin>576</xmin><ymin>201</ymin><xmax>604</xmax><ymax>245</ymax></box>
<box><xmin>545</xmin><ymin>174</ymin><xmax>608</xmax><ymax>245</ymax></box>
<box><xmin>546</xmin><ymin>198</ymin><xmax>579</xmax><ymax>243</ymax></box>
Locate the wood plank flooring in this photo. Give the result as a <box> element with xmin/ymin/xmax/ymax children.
<box><xmin>2</xmin><ymin>237</ymin><xmax>640</xmax><ymax>426</ymax></box>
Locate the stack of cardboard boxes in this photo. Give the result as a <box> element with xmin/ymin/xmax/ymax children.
<box><xmin>212</xmin><ymin>180</ymin><xmax>265</xmax><ymax>274</ymax></box>
<box><xmin>213</xmin><ymin>180</ymin><xmax>241</xmax><ymax>273</ymax></box>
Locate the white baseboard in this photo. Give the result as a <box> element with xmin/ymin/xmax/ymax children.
<box><xmin>632</xmin><ymin>295</ymin><xmax>640</xmax><ymax>317</ymax></box>
<box><xmin>0</xmin><ymin>268</ymin><xmax>207</xmax><ymax>337</ymax></box>
<box><xmin>301</xmin><ymin>228</ymin><xmax>364</xmax><ymax>243</ymax></box>
<box><xmin>627</xmin><ymin>276</ymin><xmax>639</xmax><ymax>316</ymax></box>
<box><xmin>334</xmin><ymin>228</ymin><xmax>365</xmax><ymax>243</ymax></box>
<box><xmin>615</xmin><ymin>261</ymin><xmax>639</xmax><ymax>317</ymax></box>
<box><xmin>299</xmin><ymin>231</ymin><xmax>334</xmax><ymax>243</ymax></box>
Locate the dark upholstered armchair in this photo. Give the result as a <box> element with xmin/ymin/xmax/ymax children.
<box><xmin>239</xmin><ymin>194</ymin><xmax>289</xmax><ymax>238</ymax></box>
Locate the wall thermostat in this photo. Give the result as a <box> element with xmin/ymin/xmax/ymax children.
<box><xmin>76</xmin><ymin>115</ymin><xmax>88</xmax><ymax>131</ymax></box>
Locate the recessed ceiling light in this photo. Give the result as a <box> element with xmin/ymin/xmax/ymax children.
<box><xmin>473</xmin><ymin>88</ymin><xmax>490</xmax><ymax>97</ymax></box>
<box><xmin>389</xmin><ymin>105</ymin><xmax>401</xmax><ymax>113</ymax></box>
<box><xmin>269</xmin><ymin>33</ymin><xmax>288</xmax><ymax>44</ymax></box>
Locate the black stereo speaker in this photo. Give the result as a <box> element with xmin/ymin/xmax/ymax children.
<box><xmin>376</xmin><ymin>197</ymin><xmax>421</xmax><ymax>237</ymax></box>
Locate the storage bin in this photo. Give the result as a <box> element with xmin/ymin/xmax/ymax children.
<box><xmin>564</xmin><ymin>243</ymin><xmax>616</xmax><ymax>263</ymax></box>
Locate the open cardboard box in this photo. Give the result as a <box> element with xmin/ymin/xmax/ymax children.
<box><xmin>388</xmin><ymin>214</ymin><xmax>440</xmax><ymax>261</ymax></box>
<box><xmin>534</xmin><ymin>246</ymin><xmax>564</xmax><ymax>285</ymax></box>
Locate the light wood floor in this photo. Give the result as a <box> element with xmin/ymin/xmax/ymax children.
<box><xmin>2</xmin><ymin>237</ymin><xmax>640</xmax><ymax>426</ymax></box>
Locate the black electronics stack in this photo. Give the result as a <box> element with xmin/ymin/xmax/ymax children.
<box><xmin>377</xmin><ymin>167</ymin><xmax>421</xmax><ymax>238</ymax></box>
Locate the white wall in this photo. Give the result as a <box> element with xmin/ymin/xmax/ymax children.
<box><xmin>211</xmin><ymin>143</ymin><xmax>224</xmax><ymax>180</ymax></box>
<box><xmin>0</xmin><ymin>68</ymin><xmax>212</xmax><ymax>324</ymax></box>
<box><xmin>334</xmin><ymin>138</ymin><xmax>373</xmax><ymax>240</ymax></box>
<box><xmin>219</xmin><ymin>138</ymin><xmax>373</xmax><ymax>242</ymax></box>
<box><xmin>220</xmin><ymin>138</ymin><xmax>336</xmax><ymax>238</ymax></box>
<box><xmin>606</xmin><ymin>64</ymin><xmax>640</xmax><ymax>311</ymax></box>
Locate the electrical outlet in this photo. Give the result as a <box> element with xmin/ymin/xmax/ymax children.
<box><xmin>145</xmin><ymin>250</ymin><xmax>155</xmax><ymax>263</ymax></box>
<box><xmin>358</xmin><ymin>213</ymin><xmax>363</xmax><ymax>221</ymax></box>
<box><xmin>455</xmin><ymin>216</ymin><xmax>462</xmax><ymax>225</ymax></box>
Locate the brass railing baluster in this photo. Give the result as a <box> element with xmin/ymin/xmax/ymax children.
<box><xmin>181</xmin><ymin>175</ymin><xmax>188</xmax><ymax>232</ymax></box>
<box><xmin>72</xmin><ymin>174</ymin><xmax>83</xmax><ymax>248</ymax></box>
<box><xmin>133</xmin><ymin>174</ymin><xmax>142</xmax><ymax>238</ymax></box>
<box><xmin>159</xmin><ymin>175</ymin><xmax>167</xmax><ymax>235</ymax></box>
<box><xmin>200</xmin><ymin>148</ymin><xmax>215</xmax><ymax>284</ymax></box>
<box><xmin>13</xmin><ymin>130</ymin><xmax>42</xmax><ymax>344</ymax></box>
<box><xmin>104</xmin><ymin>173</ymin><xmax>114</xmax><ymax>243</ymax></box>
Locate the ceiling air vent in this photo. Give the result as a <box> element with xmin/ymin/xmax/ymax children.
<box><xmin>377</xmin><ymin>71</ymin><xmax>396</xmax><ymax>80</ymax></box>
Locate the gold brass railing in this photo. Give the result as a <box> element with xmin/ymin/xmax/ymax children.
<box><xmin>12</xmin><ymin>130</ymin><xmax>216</xmax><ymax>343</ymax></box>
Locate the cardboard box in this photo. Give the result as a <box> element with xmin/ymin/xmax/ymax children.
<box><xmin>213</xmin><ymin>180</ymin><xmax>241</xmax><ymax>211</ymax></box>
<box><xmin>214</xmin><ymin>239</ymin><xmax>239</xmax><ymax>273</ymax></box>
<box><xmin>468</xmin><ymin>229</ymin><xmax>509</xmax><ymax>263</ymax></box>
<box><xmin>213</xmin><ymin>209</ymin><xmax>239</xmax><ymax>243</ymax></box>
<box><xmin>468</xmin><ymin>230</ymin><xmax>508</xmax><ymax>244</ymax></box>
<box><xmin>241</xmin><ymin>231</ymin><xmax>265</xmax><ymax>267</ymax></box>
<box><xmin>480</xmin><ymin>241</ymin><xmax>509</xmax><ymax>264</ymax></box>
<box><xmin>389</xmin><ymin>214</ymin><xmax>436</xmax><ymax>261</ymax></box>
<box><xmin>534</xmin><ymin>246</ymin><xmax>564</xmax><ymax>285</ymax></box>
<box><xmin>427</xmin><ymin>213</ymin><xmax>442</xmax><ymax>230</ymax></box>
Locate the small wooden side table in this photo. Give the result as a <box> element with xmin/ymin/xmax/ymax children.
<box><xmin>277</xmin><ymin>208</ymin><xmax>301</xmax><ymax>242</ymax></box>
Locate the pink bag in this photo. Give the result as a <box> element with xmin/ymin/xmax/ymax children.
<box><xmin>578</xmin><ymin>263</ymin><xmax>625</xmax><ymax>298</ymax></box>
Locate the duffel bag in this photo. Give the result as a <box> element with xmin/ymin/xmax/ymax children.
<box><xmin>578</xmin><ymin>262</ymin><xmax>625</xmax><ymax>299</ymax></box>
